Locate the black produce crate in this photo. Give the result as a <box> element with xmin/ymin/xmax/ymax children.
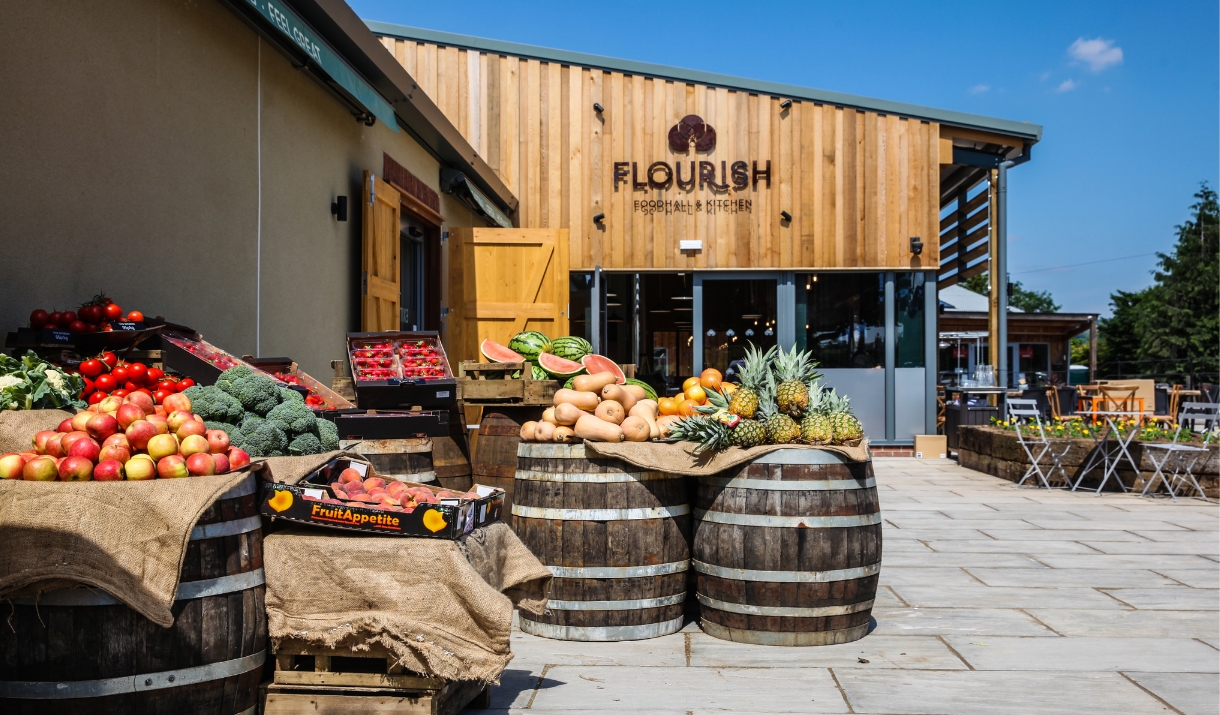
<box><xmin>322</xmin><ymin>409</ymin><xmax>450</xmax><ymax>439</ymax></box>
<box><xmin>346</xmin><ymin>331</ymin><xmax>457</xmax><ymax>410</ymax></box>
<box><xmin>160</xmin><ymin>335</ymin><xmax>225</xmax><ymax>386</ymax></box>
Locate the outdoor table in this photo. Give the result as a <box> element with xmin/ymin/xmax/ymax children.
<box><xmin>1071</xmin><ymin>410</ymin><xmax>1145</xmax><ymax>495</ymax></box>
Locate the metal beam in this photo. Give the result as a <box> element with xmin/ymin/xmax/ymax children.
<box><xmin>997</xmin><ymin>162</ymin><xmax>1011</xmax><ymax>388</ymax></box>
<box><xmin>953</xmin><ymin>146</ymin><xmax>1007</xmax><ymax>168</ymax></box>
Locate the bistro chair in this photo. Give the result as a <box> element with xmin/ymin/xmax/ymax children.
<box><xmin>1140</xmin><ymin>402</ymin><xmax>1219</xmax><ymax>502</ymax></box>
<box><xmin>1006</xmin><ymin>398</ymin><xmax>1071</xmax><ymax>490</ymax></box>
<box><xmin>1046</xmin><ymin>387</ymin><xmax>1063</xmax><ymax>421</ymax></box>
<box><xmin>1154</xmin><ymin>385</ymin><xmax>1183</xmax><ymax>429</ymax></box>
<box><xmin>936</xmin><ymin>386</ymin><xmax>946</xmax><ymax>435</ymax></box>
<box><xmin>1097</xmin><ymin>384</ymin><xmax>1139</xmax><ymax>415</ymax></box>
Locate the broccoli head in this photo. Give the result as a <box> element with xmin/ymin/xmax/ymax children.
<box><xmin>241</xmin><ymin>421</ymin><xmax>287</xmax><ymax>457</ymax></box>
<box><xmin>215</xmin><ymin>365</ymin><xmax>255</xmax><ymax>393</ymax></box>
<box><xmin>240</xmin><ymin>413</ymin><xmax>265</xmax><ymax>433</ymax></box>
<box><xmin>317</xmin><ymin>418</ymin><xmax>339</xmax><ymax>452</ymax></box>
<box><xmin>203</xmin><ymin>420</ymin><xmax>239</xmax><ymax>436</ymax></box>
<box><xmin>183</xmin><ymin>385</ymin><xmax>245</xmax><ymax>423</ymax></box>
<box><xmin>219</xmin><ymin>372</ymin><xmax>282</xmax><ymax>416</ymax></box>
<box><xmin>279</xmin><ymin>387</ymin><xmax>305</xmax><ymax>403</ymax></box>
<box><xmin>288</xmin><ymin>431</ymin><xmax>323</xmax><ymax>456</ymax></box>
<box><xmin>266</xmin><ymin>399</ymin><xmax>318</xmax><ymax>436</ymax></box>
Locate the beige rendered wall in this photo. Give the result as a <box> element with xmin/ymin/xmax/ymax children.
<box><xmin>0</xmin><ymin>0</ymin><xmax>475</xmax><ymax>379</ymax></box>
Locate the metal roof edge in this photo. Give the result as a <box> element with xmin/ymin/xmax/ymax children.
<box><xmin>365</xmin><ymin>20</ymin><xmax>1042</xmax><ymax>143</ymax></box>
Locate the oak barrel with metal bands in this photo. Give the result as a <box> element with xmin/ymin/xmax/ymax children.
<box><xmin>693</xmin><ymin>449</ymin><xmax>881</xmax><ymax>646</ymax></box>
<box><xmin>513</xmin><ymin>442</ymin><xmax>690</xmax><ymax>641</ymax></box>
<box><xmin>0</xmin><ymin>474</ymin><xmax>268</xmax><ymax>714</ymax></box>
<box><xmin>472</xmin><ymin>408</ymin><xmax>544</xmax><ymax>527</ymax></box>
<box><xmin>343</xmin><ymin>438</ymin><xmax>438</xmax><ymax>484</ymax></box>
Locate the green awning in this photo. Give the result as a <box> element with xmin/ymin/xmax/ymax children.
<box><xmin>440</xmin><ymin>169</ymin><xmax>513</xmax><ymax>228</ymax></box>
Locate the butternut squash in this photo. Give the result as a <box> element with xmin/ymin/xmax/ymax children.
<box><xmin>553</xmin><ymin>402</ymin><xmax>585</xmax><ymax>426</ymax></box>
<box><xmin>553</xmin><ymin>426</ymin><xmax>578</xmax><ymax>443</ymax></box>
<box><xmin>533</xmin><ymin>421</ymin><xmax>556</xmax><ymax>442</ymax></box>
<box><xmin>622</xmin><ymin>384</ymin><xmax>647</xmax><ymax>401</ymax></box>
<box><xmin>620</xmin><ymin>416</ymin><xmax>650</xmax><ymax>442</ymax></box>
<box><xmin>572</xmin><ymin>371</ymin><xmax>617</xmax><ymax>393</ymax></box>
<box><xmin>629</xmin><ymin>400</ymin><xmax>660</xmax><ymax>439</ymax></box>
<box><xmin>554</xmin><ymin>388</ymin><xmax>600</xmax><ymax>411</ymax></box>
<box><xmin>601</xmin><ymin>384</ymin><xmax>637</xmax><ymax>412</ymax></box>
<box><xmin>541</xmin><ymin>407</ymin><xmax>558</xmax><ymax>425</ymax></box>
<box><xmin>656</xmin><ymin>415</ymin><xmax>682</xmax><ymax>439</ymax></box>
<box><xmin>574</xmin><ymin>413</ymin><xmax>625</xmax><ymax>442</ymax></box>
<box><xmin>594</xmin><ymin>399</ymin><xmax>626</xmax><ymax>425</ymax></box>
<box><xmin>519</xmin><ymin>421</ymin><xmax>538</xmax><ymax>442</ymax></box>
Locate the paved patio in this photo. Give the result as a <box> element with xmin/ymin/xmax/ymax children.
<box><xmin>475</xmin><ymin>458</ymin><xmax>1219</xmax><ymax>715</ymax></box>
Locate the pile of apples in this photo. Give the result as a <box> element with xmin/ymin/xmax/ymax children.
<box><xmin>317</xmin><ymin>468</ymin><xmax>477</xmax><ymax>512</ymax></box>
<box><xmin>0</xmin><ymin>391</ymin><xmax>251</xmax><ymax>482</ymax></box>
<box><xmin>76</xmin><ymin>351</ymin><xmax>193</xmax><ymax>405</ymax></box>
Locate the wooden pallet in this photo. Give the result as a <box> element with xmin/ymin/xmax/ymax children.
<box><xmin>264</xmin><ymin>641</ymin><xmax>489</xmax><ymax>714</ymax></box>
<box><xmin>457</xmin><ymin>361</ymin><xmax>558</xmax><ymax>404</ymax></box>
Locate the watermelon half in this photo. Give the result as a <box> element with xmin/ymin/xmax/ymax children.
<box><xmin>580</xmin><ymin>354</ymin><xmax>625</xmax><ymax>384</ymax></box>
<box><xmin>537</xmin><ymin>352</ymin><xmax>585</xmax><ymax>377</ymax></box>
<box><xmin>480</xmin><ymin>338</ymin><xmax>525</xmax><ymax>363</ymax></box>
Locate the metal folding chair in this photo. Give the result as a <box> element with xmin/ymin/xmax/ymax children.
<box><xmin>1141</xmin><ymin>402</ymin><xmax>1218</xmax><ymax>501</ymax></box>
<box><xmin>1007</xmin><ymin>399</ymin><xmax>1071</xmax><ymax>490</ymax></box>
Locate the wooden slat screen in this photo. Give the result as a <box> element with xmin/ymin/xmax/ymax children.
<box><xmin>937</xmin><ymin>175</ymin><xmax>990</xmax><ymax>288</ymax></box>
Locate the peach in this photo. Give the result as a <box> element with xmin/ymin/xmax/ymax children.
<box><xmin>32</xmin><ymin>430</ymin><xmax>56</xmax><ymax>454</ymax></box>
<box><xmin>147</xmin><ymin>433</ymin><xmax>179</xmax><ymax>461</ymax></box>
<box><xmin>23</xmin><ymin>456</ymin><xmax>58</xmax><ymax>481</ymax></box>
<box><xmin>56</xmin><ymin>418</ymin><xmax>75</xmax><ymax>433</ymax></box>
<box><xmin>157</xmin><ymin>454</ymin><xmax>189</xmax><ymax>478</ymax></box>
<box><xmin>166</xmin><ymin>410</ymin><xmax>192</xmax><ymax>432</ymax></box>
<box><xmin>125</xmin><ymin>420</ymin><xmax>157</xmax><ymax>450</ymax></box>
<box><xmin>338</xmin><ymin>469</ymin><xmax>363</xmax><ymax>484</ymax></box>
<box><xmin>435</xmin><ymin>490</ymin><xmax>457</xmax><ymax>499</ymax></box>
<box><xmin>97</xmin><ymin>396</ymin><xmax>123</xmax><ymax>414</ymax></box>
<box><xmin>103</xmin><ymin>433</ymin><xmax>130</xmax><ymax>450</ymax></box>
<box><xmin>146</xmin><ymin>414</ymin><xmax>170</xmax><ymax>435</ymax></box>
<box><xmin>86</xmin><ymin>413</ymin><xmax>119</xmax><ymax>441</ymax></box>
<box><xmin>44</xmin><ymin>433</ymin><xmax>66</xmax><ymax>458</ymax></box>
<box><xmin>123</xmin><ymin>391</ymin><xmax>155</xmax><ymax>413</ymax></box>
<box><xmin>162</xmin><ymin>393</ymin><xmax>191</xmax><ymax>414</ymax></box>
<box><xmin>0</xmin><ymin>453</ymin><xmax>25</xmax><ymax>479</ymax></box>
<box><xmin>206</xmin><ymin>430</ymin><xmax>230</xmax><ymax>454</ymax></box>
<box><xmin>185</xmin><ymin>452</ymin><xmax>216</xmax><ymax>476</ymax></box>
<box><xmin>124</xmin><ymin>456</ymin><xmax>156</xmax><ymax>481</ymax></box>
<box><xmin>367</xmin><ymin>489</ymin><xmax>388</xmax><ymax>500</ymax></box>
<box><xmin>363</xmin><ymin>477</ymin><xmax>386</xmax><ymax>490</ymax></box>
<box><xmin>175</xmin><ymin>420</ymin><xmax>206</xmax><ymax>441</ymax></box>
<box><xmin>93</xmin><ymin>459</ymin><xmax>125</xmax><ymax>481</ymax></box>
<box><xmin>70</xmin><ymin>411</ymin><xmax>93</xmax><ymax>432</ymax></box>
<box><xmin>212</xmin><ymin>452</ymin><xmax>230</xmax><ymax>474</ymax></box>
<box><xmin>99</xmin><ymin>444</ymin><xmax>131</xmax><ymax>464</ymax></box>
<box><xmin>179</xmin><ymin>434</ymin><xmax>209</xmax><ymax>457</ymax></box>
<box><xmin>58</xmin><ymin>455</ymin><xmax>94</xmax><ymax>481</ymax></box>
<box><xmin>386</xmin><ymin>481</ymin><xmax>407</xmax><ymax>495</ymax></box>
<box><xmin>226</xmin><ymin>448</ymin><xmax>250</xmax><ymax>471</ymax></box>
<box><xmin>68</xmin><ymin>438</ymin><xmax>101</xmax><ymax>463</ymax></box>
<box><xmin>348</xmin><ymin>493</ymin><xmax>373</xmax><ymax>503</ymax></box>
<box><xmin>115</xmin><ymin>403</ymin><xmax>146</xmax><ymax>430</ymax></box>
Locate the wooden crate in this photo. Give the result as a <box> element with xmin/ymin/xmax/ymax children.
<box><xmin>264</xmin><ymin>640</ymin><xmax>489</xmax><ymax>715</ymax></box>
<box><xmin>457</xmin><ymin>361</ymin><xmax>557</xmax><ymax>404</ymax></box>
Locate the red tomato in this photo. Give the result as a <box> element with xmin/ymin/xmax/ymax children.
<box><xmin>79</xmin><ymin>305</ymin><xmax>102</xmax><ymax>323</ymax></box>
<box><xmin>127</xmin><ymin>362</ymin><xmax>148</xmax><ymax>383</ymax></box>
<box><xmin>68</xmin><ymin>320</ymin><xmax>86</xmax><ymax>333</ymax></box>
<box><xmin>79</xmin><ymin>359</ymin><xmax>104</xmax><ymax>378</ymax></box>
<box><xmin>29</xmin><ymin>310</ymin><xmax>49</xmax><ymax>329</ymax></box>
<box><xmin>146</xmin><ymin>368</ymin><xmax>164</xmax><ymax>384</ymax></box>
<box><xmin>82</xmin><ymin>323</ymin><xmax>97</xmax><ymax>333</ymax></box>
<box><xmin>111</xmin><ymin>366</ymin><xmax>129</xmax><ymax>383</ymax></box>
<box><xmin>111</xmin><ymin>389</ymin><xmax>129</xmax><ymax>398</ymax></box>
<box><xmin>153</xmin><ymin>389</ymin><xmax>170</xmax><ymax>404</ymax></box>
<box><xmin>178</xmin><ymin>378</ymin><xmax>195</xmax><ymax>390</ymax></box>
<box><xmin>126</xmin><ymin>310</ymin><xmax>144</xmax><ymax>323</ymax></box>
<box><xmin>157</xmin><ymin>379</ymin><xmax>179</xmax><ymax>393</ymax></box>
<box><xmin>61</xmin><ymin>311</ymin><xmax>78</xmax><ymax>325</ymax></box>
<box><xmin>124</xmin><ymin>381</ymin><xmax>140</xmax><ymax>392</ymax></box>
<box><xmin>104</xmin><ymin>303</ymin><xmax>123</xmax><ymax>320</ymax></box>
<box><xmin>47</xmin><ymin>311</ymin><xmax>62</xmax><ymax>327</ymax></box>
<box><xmin>88</xmin><ymin>391</ymin><xmax>108</xmax><ymax>405</ymax></box>
<box><xmin>100</xmin><ymin>352</ymin><xmax>118</xmax><ymax>369</ymax></box>
<box><xmin>82</xmin><ymin>377</ymin><xmax>96</xmax><ymax>396</ymax></box>
<box><xmin>94</xmin><ymin>374</ymin><xmax>117</xmax><ymax>392</ymax></box>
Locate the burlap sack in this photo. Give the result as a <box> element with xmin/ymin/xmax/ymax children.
<box><xmin>584</xmin><ymin>438</ymin><xmax>871</xmax><ymax>476</ymax></box>
<box><xmin>0</xmin><ymin>410</ymin><xmax>254</xmax><ymax>627</ymax></box>
<box><xmin>263</xmin><ymin>522</ymin><xmax>552</xmax><ymax>684</ymax></box>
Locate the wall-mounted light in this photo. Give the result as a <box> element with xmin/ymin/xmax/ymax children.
<box><xmin>331</xmin><ymin>196</ymin><xmax>348</xmax><ymax>221</ymax></box>
<box><xmin>780</xmin><ymin>210</ymin><xmax>792</xmax><ymax>222</ymax></box>
<box><xmin>593</xmin><ymin>103</ymin><xmax>604</xmax><ymax>113</ymax></box>
<box><xmin>593</xmin><ymin>213</ymin><xmax>605</xmax><ymax>225</ymax></box>
<box><xmin>910</xmin><ymin>236</ymin><xmax>924</xmax><ymax>255</ymax></box>
<box><xmin>779</xmin><ymin>99</ymin><xmax>792</xmax><ymax>109</ymax></box>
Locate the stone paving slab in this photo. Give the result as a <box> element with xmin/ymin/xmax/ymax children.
<box><xmin>976</xmin><ymin>528</ymin><xmax>1156</xmax><ymax>541</ymax></box>
<box><xmin>943</xmin><ymin>635</ymin><xmax>1219</xmax><ymax>672</ymax></box>
<box><xmin>919</xmin><ymin>539</ymin><xmax>1101</xmax><ymax>554</ymax></box>
<box><xmin>1154</xmin><ymin>569</ymin><xmax>1220</xmax><ymax>588</ymax></box>
<box><xmin>879</xmin><ymin>552</ymin><xmax>1052</xmax><ymax>569</ymax></box>
<box><xmin>1125</xmin><ymin>672</ymin><xmax>1220</xmax><ymax>715</ymax></box>
<box><xmin>1024</xmin><ymin>608</ymin><xmax>1220</xmax><ymax>639</ymax></box>
<box><xmin>878</xmin><ymin>567</ymin><xmax>981</xmax><ymax>586</ymax></box>
<box><xmin>687</xmin><ymin>632</ymin><xmax>967</xmax><ymax>670</ymax></box>
<box><xmin>1104</xmin><ymin>587</ymin><xmax>1220</xmax><ymax>610</ymax></box>
<box><xmin>890</xmin><ymin>584</ymin><xmax>1129</xmax><ymax>609</ymax></box>
<box><xmin>1080</xmin><ymin>541</ymin><xmax>1220</xmax><ymax>556</ymax></box>
<box><xmin>1030</xmin><ymin>553</ymin><xmax>1219</xmax><ymax>569</ymax></box>
<box><xmin>964</xmin><ymin>567</ymin><xmax>1182</xmax><ymax>588</ymax></box>
<box><xmin>880</xmin><ymin>528</ymin><xmax>993</xmax><ymax>541</ymax></box>
<box><xmin>869</xmin><ymin>608</ymin><xmax>1057</xmax><ymax>637</ymax></box>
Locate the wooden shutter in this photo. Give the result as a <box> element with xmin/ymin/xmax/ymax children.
<box><xmin>361</xmin><ymin>172</ymin><xmax>401</xmax><ymax>331</ymax></box>
<box><xmin>448</xmin><ymin>228</ymin><xmax>570</xmax><ymax>364</ymax></box>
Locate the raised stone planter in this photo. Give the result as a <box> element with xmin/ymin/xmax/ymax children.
<box><xmin>957</xmin><ymin>426</ymin><xmax>1218</xmax><ymax>498</ymax></box>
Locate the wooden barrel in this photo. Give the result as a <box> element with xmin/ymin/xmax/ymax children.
<box><xmin>513</xmin><ymin>442</ymin><xmax>690</xmax><ymax>641</ymax></box>
<box><xmin>344</xmin><ymin>438</ymin><xmax>437</xmax><ymax>484</ymax></box>
<box><xmin>693</xmin><ymin>449</ymin><xmax>881</xmax><ymax>646</ymax></box>
<box><xmin>472</xmin><ymin>408</ymin><xmax>543</xmax><ymax>525</ymax></box>
<box><xmin>432</xmin><ymin>434</ymin><xmax>474</xmax><ymax>493</ymax></box>
<box><xmin>0</xmin><ymin>474</ymin><xmax>268</xmax><ymax>713</ymax></box>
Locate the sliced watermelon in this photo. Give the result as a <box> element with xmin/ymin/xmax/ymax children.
<box><xmin>480</xmin><ymin>338</ymin><xmax>525</xmax><ymax>363</ymax></box>
<box><xmin>537</xmin><ymin>352</ymin><xmax>585</xmax><ymax>377</ymax></box>
<box><xmin>580</xmin><ymin>354</ymin><xmax>626</xmax><ymax>384</ymax></box>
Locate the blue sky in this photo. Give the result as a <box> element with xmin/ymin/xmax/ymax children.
<box><xmin>351</xmin><ymin>0</ymin><xmax>1218</xmax><ymax>315</ymax></box>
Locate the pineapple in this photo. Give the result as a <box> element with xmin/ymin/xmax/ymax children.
<box><xmin>727</xmin><ymin>343</ymin><xmax>775</xmax><ymax>419</ymax></box>
<box><xmin>772</xmin><ymin>346</ymin><xmax>822</xmax><ymax>418</ymax></box>
<box><xmin>668</xmin><ymin>415</ymin><xmax>731</xmax><ymax>454</ymax></box>
<box><xmin>800</xmin><ymin>385</ymin><xmax>833</xmax><ymax>444</ymax></box>
<box><xmin>730</xmin><ymin>419</ymin><xmax>768</xmax><ymax>448</ymax></box>
<box><xmin>824</xmin><ymin>390</ymin><xmax>864</xmax><ymax>444</ymax></box>
<box><xmin>758</xmin><ymin>386</ymin><xmax>800</xmax><ymax>444</ymax></box>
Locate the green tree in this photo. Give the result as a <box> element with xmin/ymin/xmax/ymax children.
<box><xmin>1097</xmin><ymin>288</ymin><xmax>1151</xmax><ymax>366</ymax></box>
<box><xmin>961</xmin><ymin>273</ymin><xmax>1061</xmax><ymax>313</ymax></box>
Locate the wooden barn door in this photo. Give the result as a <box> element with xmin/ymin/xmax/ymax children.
<box><xmin>447</xmin><ymin>228</ymin><xmax>569</xmax><ymax>365</ymax></box>
<box><xmin>361</xmin><ymin>171</ymin><xmax>401</xmax><ymax>331</ymax></box>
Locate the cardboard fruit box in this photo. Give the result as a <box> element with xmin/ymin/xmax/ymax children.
<box><xmin>260</xmin><ymin>456</ymin><xmax>504</xmax><ymax>539</ymax></box>
<box><xmin>346</xmin><ymin>331</ymin><xmax>457</xmax><ymax>410</ymax></box>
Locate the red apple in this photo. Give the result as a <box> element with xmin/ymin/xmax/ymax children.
<box><xmin>179</xmin><ymin>434</ymin><xmax>209</xmax><ymax>457</ymax></box>
<box><xmin>175</xmin><ymin>420</ymin><xmax>206</xmax><ymax>441</ymax></box>
<box><xmin>61</xmin><ymin>431</ymin><xmax>92</xmax><ymax>454</ymax></box>
<box><xmin>93</xmin><ymin>459</ymin><xmax>125</xmax><ymax>481</ymax></box>
<box><xmin>23</xmin><ymin>456</ymin><xmax>59</xmax><ymax>481</ymax></box>
<box><xmin>226</xmin><ymin>447</ymin><xmax>250</xmax><ymax>470</ymax></box>
<box><xmin>32</xmin><ymin>430</ymin><xmax>56</xmax><ymax>454</ymax></box>
<box><xmin>212</xmin><ymin>452</ymin><xmax>230</xmax><ymax>474</ymax></box>
<box><xmin>157</xmin><ymin>454</ymin><xmax>189</xmax><ymax>478</ymax></box>
<box><xmin>0</xmin><ymin>453</ymin><xmax>25</xmax><ymax>479</ymax></box>
<box><xmin>147</xmin><ymin>434</ymin><xmax>179</xmax><ymax>461</ymax></box>
<box><xmin>97</xmin><ymin>396</ymin><xmax>124</xmax><ymax>415</ymax></box>
<box><xmin>99</xmin><ymin>444</ymin><xmax>131</xmax><ymax>464</ymax></box>
<box><xmin>154</xmin><ymin>405</ymin><xmax>167</xmax><ymax>418</ymax></box>
<box><xmin>122</xmin><ymin>392</ymin><xmax>155</xmax><ymax>414</ymax></box>
<box><xmin>86</xmin><ymin>413</ymin><xmax>119</xmax><ymax>441</ymax></box>
<box><xmin>68</xmin><ymin>437</ymin><xmax>101</xmax><ymax>463</ymax></box>
<box><xmin>146</xmin><ymin>414</ymin><xmax>170</xmax><ymax>435</ymax></box>
<box><xmin>125</xmin><ymin>420</ymin><xmax>157</xmax><ymax>450</ymax></box>
<box><xmin>102</xmin><ymin>433</ymin><xmax>130</xmax><ymax>450</ymax></box>
<box><xmin>166</xmin><ymin>410</ymin><xmax>192</xmax><ymax>432</ymax></box>
<box><xmin>115</xmin><ymin>403</ymin><xmax>146</xmax><ymax>430</ymax></box>
<box><xmin>185</xmin><ymin>452</ymin><xmax>216</xmax><ymax>476</ymax></box>
<box><xmin>162</xmin><ymin>393</ymin><xmax>192</xmax><ymax>415</ymax></box>
<box><xmin>124</xmin><ymin>456</ymin><xmax>156</xmax><ymax>481</ymax></box>
<box><xmin>56</xmin><ymin>419</ymin><xmax>75</xmax><ymax>433</ymax></box>
<box><xmin>58</xmin><ymin>455</ymin><xmax>94</xmax><ymax>481</ymax></box>
<box><xmin>70</xmin><ymin>411</ymin><xmax>93</xmax><ymax>432</ymax></box>
<box><xmin>205</xmin><ymin>430</ymin><xmax>230</xmax><ymax>454</ymax></box>
<box><xmin>44</xmin><ymin>433</ymin><xmax>66</xmax><ymax>458</ymax></box>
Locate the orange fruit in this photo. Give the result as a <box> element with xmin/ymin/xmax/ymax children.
<box><xmin>684</xmin><ymin>384</ymin><xmax>707</xmax><ymax>404</ymax></box>
<box><xmin>699</xmin><ymin>369</ymin><xmax>722</xmax><ymax>391</ymax></box>
<box><xmin>721</xmin><ymin>383</ymin><xmax>738</xmax><ymax>396</ymax></box>
<box><xmin>678</xmin><ymin>399</ymin><xmax>700</xmax><ymax>417</ymax></box>
<box><xmin>657</xmin><ymin>397</ymin><xmax>679</xmax><ymax>416</ymax></box>
<box><xmin>682</xmin><ymin>376</ymin><xmax>701</xmax><ymax>393</ymax></box>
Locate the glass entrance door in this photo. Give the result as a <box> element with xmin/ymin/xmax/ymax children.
<box><xmin>694</xmin><ymin>275</ymin><xmax>780</xmax><ymax>381</ymax></box>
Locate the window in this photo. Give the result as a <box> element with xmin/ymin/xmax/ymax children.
<box><xmin>796</xmin><ymin>273</ymin><xmax>884</xmax><ymax>368</ymax></box>
<box><xmin>896</xmin><ymin>272</ymin><xmax>927</xmax><ymax>368</ymax></box>
<box><xmin>568</xmin><ymin>272</ymin><xmax>594</xmax><ymax>344</ymax></box>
